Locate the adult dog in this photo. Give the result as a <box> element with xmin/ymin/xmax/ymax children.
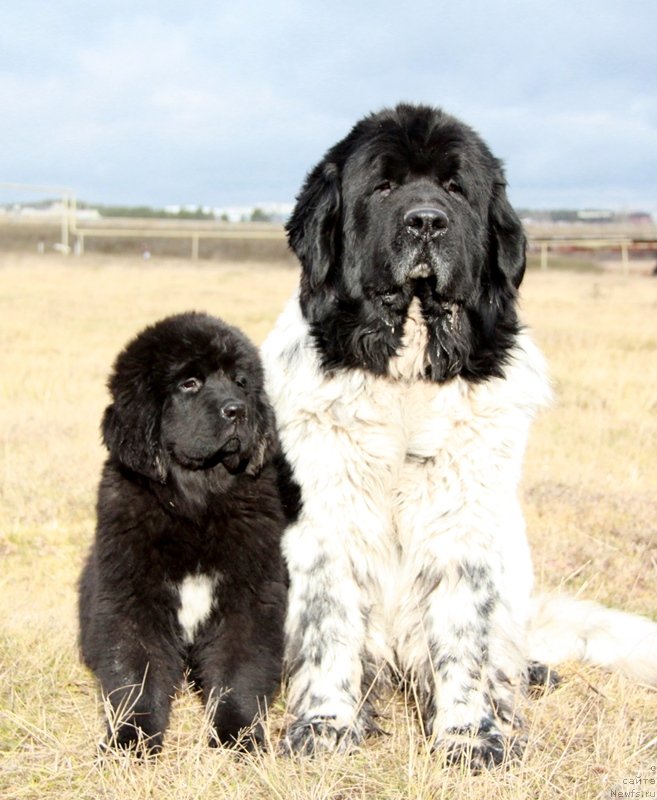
<box><xmin>261</xmin><ymin>103</ymin><xmax>657</xmax><ymax>767</ymax></box>
<box><xmin>79</xmin><ymin>312</ymin><xmax>297</xmax><ymax>753</ymax></box>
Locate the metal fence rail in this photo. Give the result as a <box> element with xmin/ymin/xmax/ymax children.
<box><xmin>3</xmin><ymin>182</ymin><xmax>656</xmax><ymax>270</ymax></box>
<box><xmin>71</xmin><ymin>224</ymin><xmax>656</xmax><ymax>272</ymax></box>
<box><xmin>73</xmin><ymin>224</ymin><xmax>286</xmax><ymax>259</ymax></box>
<box><xmin>530</xmin><ymin>237</ymin><xmax>657</xmax><ymax>273</ymax></box>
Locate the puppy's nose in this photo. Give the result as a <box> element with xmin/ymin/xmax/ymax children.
<box><xmin>404</xmin><ymin>207</ymin><xmax>449</xmax><ymax>239</ymax></box>
<box><xmin>221</xmin><ymin>400</ymin><xmax>246</xmax><ymax>421</ymax></box>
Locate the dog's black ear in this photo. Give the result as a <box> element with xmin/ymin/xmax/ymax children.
<box><xmin>488</xmin><ymin>180</ymin><xmax>526</xmax><ymax>289</ymax></box>
<box><xmin>286</xmin><ymin>161</ymin><xmax>341</xmax><ymax>290</ymax></box>
<box><xmin>102</xmin><ymin>402</ymin><xmax>167</xmax><ymax>482</ymax></box>
<box><xmin>244</xmin><ymin>396</ymin><xmax>278</xmax><ymax>477</ymax></box>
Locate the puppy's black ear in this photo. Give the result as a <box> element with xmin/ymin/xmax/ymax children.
<box><xmin>286</xmin><ymin>161</ymin><xmax>341</xmax><ymax>290</ymax></box>
<box><xmin>244</xmin><ymin>396</ymin><xmax>278</xmax><ymax>477</ymax></box>
<box><xmin>102</xmin><ymin>403</ymin><xmax>167</xmax><ymax>482</ymax></box>
<box><xmin>488</xmin><ymin>180</ymin><xmax>526</xmax><ymax>289</ymax></box>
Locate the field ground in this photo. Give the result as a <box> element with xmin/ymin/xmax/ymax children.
<box><xmin>1</xmin><ymin>254</ymin><xmax>656</xmax><ymax>799</ymax></box>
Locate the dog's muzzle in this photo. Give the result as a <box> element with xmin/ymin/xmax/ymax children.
<box><xmin>397</xmin><ymin>207</ymin><xmax>449</xmax><ymax>282</ymax></box>
<box><xmin>406</xmin><ymin>262</ymin><xmax>433</xmax><ymax>279</ymax></box>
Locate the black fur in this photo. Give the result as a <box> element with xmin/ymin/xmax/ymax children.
<box><xmin>286</xmin><ymin>103</ymin><xmax>526</xmax><ymax>382</ymax></box>
<box><xmin>78</xmin><ymin>312</ymin><xmax>298</xmax><ymax>754</ymax></box>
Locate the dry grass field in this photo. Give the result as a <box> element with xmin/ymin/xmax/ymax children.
<box><xmin>1</xmin><ymin>253</ymin><xmax>656</xmax><ymax>799</ymax></box>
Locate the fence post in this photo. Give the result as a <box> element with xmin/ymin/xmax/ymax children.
<box><xmin>60</xmin><ymin>193</ymin><xmax>70</xmax><ymax>254</ymax></box>
<box><xmin>540</xmin><ymin>242</ymin><xmax>548</xmax><ymax>270</ymax></box>
<box><xmin>191</xmin><ymin>234</ymin><xmax>199</xmax><ymax>260</ymax></box>
<box><xmin>621</xmin><ymin>242</ymin><xmax>629</xmax><ymax>275</ymax></box>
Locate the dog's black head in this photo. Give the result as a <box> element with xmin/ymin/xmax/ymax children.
<box><xmin>287</xmin><ymin>103</ymin><xmax>525</xmax><ymax>381</ymax></box>
<box><xmin>101</xmin><ymin>313</ymin><xmax>277</xmax><ymax>483</ymax></box>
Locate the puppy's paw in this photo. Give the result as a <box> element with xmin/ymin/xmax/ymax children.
<box><xmin>101</xmin><ymin>725</ymin><xmax>163</xmax><ymax>758</ymax></box>
<box><xmin>280</xmin><ymin>716</ymin><xmax>361</xmax><ymax>757</ymax></box>
<box><xmin>436</xmin><ymin>724</ymin><xmax>525</xmax><ymax>771</ymax></box>
<box><xmin>209</xmin><ymin>726</ymin><xmax>264</xmax><ymax>754</ymax></box>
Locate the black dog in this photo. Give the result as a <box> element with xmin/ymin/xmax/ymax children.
<box><xmin>79</xmin><ymin>312</ymin><xmax>297</xmax><ymax>754</ymax></box>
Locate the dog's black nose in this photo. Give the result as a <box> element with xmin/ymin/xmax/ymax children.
<box><xmin>221</xmin><ymin>401</ymin><xmax>246</xmax><ymax>421</ymax></box>
<box><xmin>404</xmin><ymin>207</ymin><xmax>449</xmax><ymax>239</ymax></box>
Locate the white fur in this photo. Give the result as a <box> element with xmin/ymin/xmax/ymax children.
<box><xmin>177</xmin><ymin>573</ymin><xmax>217</xmax><ymax>645</ymax></box>
<box><xmin>262</xmin><ymin>289</ymin><xmax>657</xmax><ymax>755</ymax></box>
<box><xmin>529</xmin><ymin>594</ymin><xmax>657</xmax><ymax>685</ymax></box>
<box><xmin>262</xmin><ymin>295</ymin><xmax>548</xmax><ymax>747</ymax></box>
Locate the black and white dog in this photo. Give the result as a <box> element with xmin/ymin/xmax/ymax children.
<box><xmin>261</xmin><ymin>103</ymin><xmax>657</xmax><ymax>767</ymax></box>
<box><xmin>79</xmin><ymin>312</ymin><xmax>298</xmax><ymax>753</ymax></box>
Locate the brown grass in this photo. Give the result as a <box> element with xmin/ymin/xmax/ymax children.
<box><xmin>1</xmin><ymin>254</ymin><xmax>656</xmax><ymax>799</ymax></box>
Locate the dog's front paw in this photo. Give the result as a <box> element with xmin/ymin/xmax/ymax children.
<box><xmin>435</xmin><ymin>724</ymin><xmax>525</xmax><ymax>771</ymax></box>
<box><xmin>280</xmin><ymin>716</ymin><xmax>361</xmax><ymax>757</ymax></box>
<box><xmin>101</xmin><ymin>724</ymin><xmax>163</xmax><ymax>757</ymax></box>
<box><xmin>209</xmin><ymin>725</ymin><xmax>264</xmax><ymax>754</ymax></box>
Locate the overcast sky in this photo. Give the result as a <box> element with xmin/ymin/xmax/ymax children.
<box><xmin>1</xmin><ymin>0</ymin><xmax>656</xmax><ymax>212</ymax></box>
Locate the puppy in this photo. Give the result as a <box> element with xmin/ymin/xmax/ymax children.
<box><xmin>79</xmin><ymin>311</ymin><xmax>297</xmax><ymax>753</ymax></box>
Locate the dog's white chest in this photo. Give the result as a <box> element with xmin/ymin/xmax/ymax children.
<box><xmin>177</xmin><ymin>573</ymin><xmax>218</xmax><ymax>644</ymax></box>
<box><xmin>388</xmin><ymin>297</ymin><xmax>430</xmax><ymax>381</ymax></box>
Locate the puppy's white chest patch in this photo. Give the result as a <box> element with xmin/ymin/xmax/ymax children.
<box><xmin>177</xmin><ymin>573</ymin><xmax>218</xmax><ymax>644</ymax></box>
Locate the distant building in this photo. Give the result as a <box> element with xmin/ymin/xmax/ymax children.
<box><xmin>576</xmin><ymin>209</ymin><xmax>614</xmax><ymax>223</ymax></box>
<box><xmin>626</xmin><ymin>211</ymin><xmax>653</xmax><ymax>225</ymax></box>
<box><xmin>212</xmin><ymin>202</ymin><xmax>293</xmax><ymax>223</ymax></box>
<box><xmin>0</xmin><ymin>201</ymin><xmax>99</xmax><ymax>221</ymax></box>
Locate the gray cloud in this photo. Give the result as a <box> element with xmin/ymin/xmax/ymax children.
<box><xmin>1</xmin><ymin>0</ymin><xmax>656</xmax><ymax>211</ymax></box>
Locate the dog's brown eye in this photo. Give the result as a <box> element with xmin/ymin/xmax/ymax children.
<box><xmin>234</xmin><ymin>375</ymin><xmax>248</xmax><ymax>390</ymax></box>
<box><xmin>374</xmin><ymin>181</ymin><xmax>392</xmax><ymax>197</ymax></box>
<box><xmin>179</xmin><ymin>377</ymin><xmax>201</xmax><ymax>393</ymax></box>
<box><xmin>445</xmin><ymin>178</ymin><xmax>463</xmax><ymax>195</ymax></box>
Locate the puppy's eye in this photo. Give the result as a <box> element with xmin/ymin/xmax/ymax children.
<box><xmin>374</xmin><ymin>180</ymin><xmax>393</xmax><ymax>197</ymax></box>
<box><xmin>234</xmin><ymin>374</ymin><xmax>248</xmax><ymax>390</ymax></box>
<box><xmin>178</xmin><ymin>377</ymin><xmax>202</xmax><ymax>393</ymax></box>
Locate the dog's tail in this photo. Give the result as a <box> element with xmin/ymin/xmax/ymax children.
<box><xmin>527</xmin><ymin>593</ymin><xmax>657</xmax><ymax>685</ymax></box>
